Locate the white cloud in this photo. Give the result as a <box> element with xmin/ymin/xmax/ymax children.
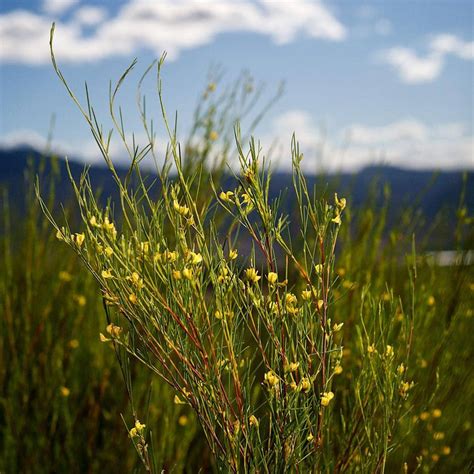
<box><xmin>0</xmin><ymin>0</ymin><xmax>346</xmax><ymax>65</ymax></box>
<box><xmin>73</xmin><ymin>6</ymin><xmax>107</xmax><ymax>27</ymax></box>
<box><xmin>261</xmin><ymin>110</ymin><xmax>473</xmax><ymax>172</ymax></box>
<box><xmin>3</xmin><ymin>114</ymin><xmax>472</xmax><ymax>173</ymax></box>
<box><xmin>380</xmin><ymin>34</ymin><xmax>474</xmax><ymax>83</ymax></box>
<box><xmin>43</xmin><ymin>0</ymin><xmax>79</xmax><ymax>16</ymax></box>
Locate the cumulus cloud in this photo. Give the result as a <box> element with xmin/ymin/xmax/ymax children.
<box><xmin>380</xmin><ymin>34</ymin><xmax>474</xmax><ymax>83</ymax></box>
<box><xmin>43</xmin><ymin>0</ymin><xmax>79</xmax><ymax>15</ymax></box>
<box><xmin>261</xmin><ymin>110</ymin><xmax>473</xmax><ymax>172</ymax></box>
<box><xmin>0</xmin><ymin>0</ymin><xmax>346</xmax><ymax>65</ymax></box>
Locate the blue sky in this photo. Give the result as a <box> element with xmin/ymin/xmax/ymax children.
<box><xmin>0</xmin><ymin>0</ymin><xmax>472</xmax><ymax>172</ymax></box>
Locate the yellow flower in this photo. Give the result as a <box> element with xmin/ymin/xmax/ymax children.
<box><xmin>441</xmin><ymin>446</ymin><xmax>451</xmax><ymax>455</ymax></box>
<box><xmin>385</xmin><ymin>345</ymin><xmax>394</xmax><ymax>358</ymax></box>
<box><xmin>89</xmin><ymin>216</ymin><xmax>98</xmax><ymax>226</ymax></box>
<box><xmin>74</xmin><ymin>233</ymin><xmax>85</xmax><ymax>247</ymax></box>
<box><xmin>367</xmin><ymin>343</ymin><xmax>377</xmax><ymax>354</ymax></box>
<box><xmin>219</xmin><ymin>190</ymin><xmax>234</xmax><ymax>202</ymax></box>
<box><xmin>101</xmin><ymin>269</ymin><xmax>113</xmax><ymax>279</ymax></box>
<box><xmin>172</xmin><ymin>270</ymin><xmax>182</xmax><ymax>280</ymax></box>
<box><xmin>99</xmin><ymin>333</ymin><xmax>110</xmax><ymax>342</ymax></box>
<box><xmin>249</xmin><ymin>415</ymin><xmax>259</xmax><ymax>428</ymax></box>
<box><xmin>209</xmin><ymin>130</ymin><xmax>219</xmax><ymax>141</ymax></box>
<box><xmin>431</xmin><ymin>454</ymin><xmax>440</xmax><ymax>463</ymax></box>
<box><xmin>427</xmin><ymin>295</ymin><xmax>435</xmax><ymax>306</ymax></box>
<box><xmin>173</xmin><ymin>200</ymin><xmax>190</xmax><ymax>217</ymax></box>
<box><xmin>264</xmin><ymin>370</ymin><xmax>279</xmax><ymax>388</ymax></box>
<box><xmin>301</xmin><ymin>289</ymin><xmax>312</xmax><ymax>301</ymax></box>
<box><xmin>106</xmin><ymin>323</ymin><xmax>122</xmax><ymax>338</ymax></box>
<box><xmin>228</xmin><ymin>249</ymin><xmax>238</xmax><ymax>260</ymax></box>
<box><xmin>128</xmin><ymin>272</ymin><xmax>143</xmax><ymax>290</ymax></box>
<box><xmin>419</xmin><ymin>411</ymin><xmax>430</xmax><ymax>421</ymax></box>
<box><xmin>331</xmin><ymin>213</ymin><xmax>342</xmax><ymax>225</ymax></box>
<box><xmin>214</xmin><ymin>310</ymin><xmax>223</xmax><ymax>319</ymax></box>
<box><xmin>285</xmin><ymin>293</ymin><xmax>297</xmax><ymax>306</ymax></box>
<box><xmin>68</xmin><ymin>339</ymin><xmax>79</xmax><ymax>349</ymax></box>
<box><xmin>207</xmin><ymin>82</ymin><xmax>216</xmax><ymax>92</ymax></box>
<box><xmin>189</xmin><ymin>251</ymin><xmax>203</xmax><ymax>265</ymax></box>
<box><xmin>433</xmin><ymin>432</ymin><xmax>445</xmax><ymax>440</ymax></box>
<box><xmin>334</xmin><ymin>364</ymin><xmax>343</xmax><ymax>375</ymax></box>
<box><xmin>129</xmin><ymin>293</ymin><xmax>138</xmax><ymax>304</ymax></box>
<box><xmin>267</xmin><ymin>272</ymin><xmax>278</xmax><ymax>285</ymax></box>
<box><xmin>178</xmin><ymin>415</ymin><xmax>188</xmax><ymax>426</ymax></box>
<box><xmin>317</xmin><ymin>299</ymin><xmax>324</xmax><ymax>310</ymax></box>
<box><xmin>102</xmin><ymin>217</ymin><xmax>117</xmax><ymax>239</ymax></box>
<box><xmin>432</xmin><ymin>408</ymin><xmax>442</xmax><ymax>418</ymax></box>
<box><xmin>332</xmin><ymin>322</ymin><xmax>344</xmax><ymax>333</ymax></box>
<box><xmin>321</xmin><ymin>391</ymin><xmax>334</xmax><ymax>407</ymax></box>
<box><xmin>59</xmin><ymin>271</ymin><xmax>72</xmax><ymax>282</ymax></box>
<box><xmin>300</xmin><ymin>377</ymin><xmax>311</xmax><ymax>393</ymax></box>
<box><xmin>245</xmin><ymin>268</ymin><xmax>261</xmax><ymax>284</ymax></box>
<box><xmin>105</xmin><ymin>246</ymin><xmax>114</xmax><ymax>257</ymax></box>
<box><xmin>74</xmin><ymin>294</ymin><xmax>86</xmax><ymax>307</ymax></box>
<box><xmin>60</xmin><ymin>386</ymin><xmax>70</xmax><ymax>397</ymax></box>
<box><xmin>335</xmin><ymin>193</ymin><xmax>346</xmax><ymax>210</ymax></box>
<box><xmin>56</xmin><ymin>228</ymin><xmax>65</xmax><ymax>240</ymax></box>
<box><xmin>315</xmin><ymin>264</ymin><xmax>323</xmax><ymax>274</ymax></box>
<box><xmin>397</xmin><ymin>363</ymin><xmax>405</xmax><ymax>375</ymax></box>
<box><xmin>284</xmin><ymin>361</ymin><xmax>300</xmax><ymax>373</ymax></box>
<box><xmin>307</xmin><ymin>433</ymin><xmax>314</xmax><ymax>442</ymax></box>
<box><xmin>241</xmin><ymin>192</ymin><xmax>252</xmax><ymax>205</ymax></box>
<box><xmin>174</xmin><ymin>394</ymin><xmax>186</xmax><ymax>405</ymax></box>
<box><xmin>182</xmin><ymin>267</ymin><xmax>193</xmax><ymax>280</ymax></box>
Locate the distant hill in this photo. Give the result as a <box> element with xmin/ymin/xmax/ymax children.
<box><xmin>1</xmin><ymin>146</ymin><xmax>473</xmax><ymax>249</ymax></box>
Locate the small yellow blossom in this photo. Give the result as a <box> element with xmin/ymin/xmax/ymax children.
<box><xmin>397</xmin><ymin>363</ymin><xmax>405</xmax><ymax>375</ymax></box>
<box><xmin>367</xmin><ymin>343</ymin><xmax>377</xmax><ymax>355</ymax></box>
<box><xmin>332</xmin><ymin>322</ymin><xmax>344</xmax><ymax>333</ymax></box>
<box><xmin>331</xmin><ymin>213</ymin><xmax>342</xmax><ymax>225</ymax></box>
<box><xmin>74</xmin><ymin>294</ymin><xmax>86</xmax><ymax>307</ymax></box>
<box><xmin>267</xmin><ymin>272</ymin><xmax>278</xmax><ymax>285</ymax></box>
<box><xmin>419</xmin><ymin>411</ymin><xmax>430</xmax><ymax>421</ymax></box>
<box><xmin>105</xmin><ymin>246</ymin><xmax>114</xmax><ymax>257</ymax></box>
<box><xmin>385</xmin><ymin>345</ymin><xmax>394</xmax><ymax>358</ymax></box>
<box><xmin>431</xmin><ymin>454</ymin><xmax>440</xmax><ymax>462</ymax></box>
<box><xmin>128</xmin><ymin>272</ymin><xmax>143</xmax><ymax>290</ymax></box>
<box><xmin>173</xmin><ymin>200</ymin><xmax>190</xmax><ymax>217</ymax></box>
<box><xmin>209</xmin><ymin>130</ymin><xmax>219</xmax><ymax>141</ymax></box>
<box><xmin>99</xmin><ymin>333</ymin><xmax>110</xmax><ymax>342</ymax></box>
<box><xmin>321</xmin><ymin>391</ymin><xmax>334</xmax><ymax>407</ymax></box>
<box><xmin>74</xmin><ymin>233</ymin><xmax>85</xmax><ymax>247</ymax></box>
<box><xmin>337</xmin><ymin>267</ymin><xmax>346</xmax><ymax>277</ymax></box>
<box><xmin>301</xmin><ymin>289</ymin><xmax>312</xmax><ymax>301</ymax></box>
<box><xmin>174</xmin><ymin>395</ymin><xmax>185</xmax><ymax>405</ymax></box>
<box><xmin>317</xmin><ymin>299</ymin><xmax>324</xmax><ymax>310</ymax></box>
<box><xmin>106</xmin><ymin>323</ymin><xmax>122</xmax><ymax>338</ymax></box>
<box><xmin>214</xmin><ymin>310</ymin><xmax>223</xmax><ymax>319</ymax></box>
<box><xmin>59</xmin><ymin>271</ymin><xmax>72</xmax><ymax>282</ymax></box>
<box><xmin>182</xmin><ymin>267</ymin><xmax>193</xmax><ymax>280</ymax></box>
<box><xmin>228</xmin><ymin>249</ymin><xmax>238</xmax><ymax>260</ymax></box>
<box><xmin>300</xmin><ymin>377</ymin><xmax>311</xmax><ymax>393</ymax></box>
<box><xmin>89</xmin><ymin>216</ymin><xmax>98</xmax><ymax>226</ymax></box>
<box><xmin>285</xmin><ymin>361</ymin><xmax>300</xmax><ymax>373</ymax></box>
<box><xmin>172</xmin><ymin>270</ymin><xmax>182</xmax><ymax>280</ymax></box>
<box><xmin>315</xmin><ymin>264</ymin><xmax>323</xmax><ymax>274</ymax></box>
<box><xmin>189</xmin><ymin>251</ymin><xmax>203</xmax><ymax>265</ymax></box>
<box><xmin>307</xmin><ymin>433</ymin><xmax>315</xmax><ymax>442</ymax></box>
<box><xmin>56</xmin><ymin>228</ymin><xmax>65</xmax><ymax>240</ymax></box>
<box><xmin>433</xmin><ymin>432</ymin><xmax>445</xmax><ymax>441</ymax></box>
<box><xmin>334</xmin><ymin>364</ymin><xmax>343</xmax><ymax>375</ymax></box>
<box><xmin>68</xmin><ymin>339</ymin><xmax>79</xmax><ymax>349</ymax></box>
<box><xmin>264</xmin><ymin>370</ymin><xmax>279</xmax><ymax>388</ymax></box>
<box><xmin>249</xmin><ymin>415</ymin><xmax>259</xmax><ymax>428</ymax></box>
<box><xmin>241</xmin><ymin>192</ymin><xmax>252</xmax><ymax>205</ymax></box>
<box><xmin>60</xmin><ymin>386</ymin><xmax>70</xmax><ymax>397</ymax></box>
<box><xmin>207</xmin><ymin>82</ymin><xmax>216</xmax><ymax>92</ymax></box>
<box><xmin>129</xmin><ymin>293</ymin><xmax>138</xmax><ymax>304</ymax></box>
<box><xmin>335</xmin><ymin>193</ymin><xmax>346</xmax><ymax>210</ymax></box>
<box><xmin>101</xmin><ymin>269</ymin><xmax>113</xmax><ymax>279</ymax></box>
<box><xmin>178</xmin><ymin>415</ymin><xmax>188</xmax><ymax>426</ymax></box>
<box><xmin>441</xmin><ymin>446</ymin><xmax>451</xmax><ymax>455</ymax></box>
<box><xmin>245</xmin><ymin>268</ymin><xmax>261</xmax><ymax>284</ymax></box>
<box><xmin>130</xmin><ymin>420</ymin><xmax>146</xmax><ymax>437</ymax></box>
<box><xmin>219</xmin><ymin>191</ymin><xmax>234</xmax><ymax>202</ymax></box>
<box><xmin>427</xmin><ymin>296</ymin><xmax>435</xmax><ymax>306</ymax></box>
<box><xmin>102</xmin><ymin>217</ymin><xmax>117</xmax><ymax>239</ymax></box>
<box><xmin>432</xmin><ymin>408</ymin><xmax>442</xmax><ymax>418</ymax></box>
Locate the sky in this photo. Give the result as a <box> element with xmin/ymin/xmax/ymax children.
<box><xmin>0</xmin><ymin>0</ymin><xmax>473</xmax><ymax>173</ymax></box>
